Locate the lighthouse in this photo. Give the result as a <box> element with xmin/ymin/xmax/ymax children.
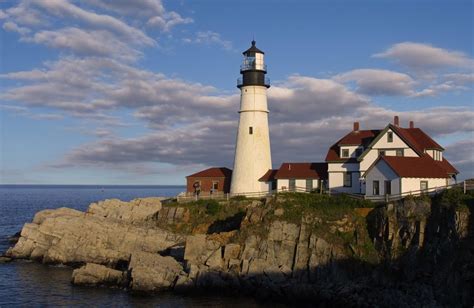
<box><xmin>230</xmin><ymin>40</ymin><xmax>272</xmax><ymax>195</ymax></box>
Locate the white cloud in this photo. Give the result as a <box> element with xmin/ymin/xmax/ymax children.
<box><xmin>2</xmin><ymin>21</ymin><xmax>31</xmax><ymax>35</ymax></box>
<box><xmin>0</xmin><ymin>10</ymin><xmax>7</xmax><ymax>19</ymax></box>
<box><xmin>85</xmin><ymin>0</ymin><xmax>166</xmax><ymax>16</ymax></box>
<box><xmin>5</xmin><ymin>3</ymin><xmax>46</xmax><ymax>26</ymax></box>
<box><xmin>183</xmin><ymin>31</ymin><xmax>233</xmax><ymax>51</ymax></box>
<box><xmin>26</xmin><ymin>27</ymin><xmax>142</xmax><ymax>62</ymax></box>
<box><xmin>31</xmin><ymin>0</ymin><xmax>155</xmax><ymax>46</ymax></box>
<box><xmin>373</xmin><ymin>42</ymin><xmax>474</xmax><ymax>70</ymax></box>
<box><xmin>147</xmin><ymin>11</ymin><xmax>193</xmax><ymax>31</ymax></box>
<box><xmin>333</xmin><ymin>69</ymin><xmax>415</xmax><ymax>96</ymax></box>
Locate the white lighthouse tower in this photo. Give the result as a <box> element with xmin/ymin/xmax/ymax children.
<box><xmin>230</xmin><ymin>40</ymin><xmax>272</xmax><ymax>195</ymax></box>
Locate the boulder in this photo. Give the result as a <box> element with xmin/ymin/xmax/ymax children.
<box><xmin>72</xmin><ymin>263</ymin><xmax>126</xmax><ymax>286</ymax></box>
<box><xmin>205</xmin><ymin>248</ymin><xmax>224</xmax><ymax>269</ymax></box>
<box><xmin>33</xmin><ymin>207</ymin><xmax>83</xmax><ymax>224</ymax></box>
<box><xmin>87</xmin><ymin>198</ymin><xmax>162</xmax><ymax>223</ymax></box>
<box><xmin>184</xmin><ymin>235</ymin><xmax>221</xmax><ymax>265</ymax></box>
<box><xmin>7</xmin><ymin>207</ymin><xmax>182</xmax><ymax>266</ymax></box>
<box><xmin>223</xmin><ymin>243</ymin><xmax>241</xmax><ymax>260</ymax></box>
<box><xmin>0</xmin><ymin>256</ymin><xmax>12</xmax><ymax>263</ymax></box>
<box><xmin>129</xmin><ymin>251</ymin><xmax>184</xmax><ymax>291</ymax></box>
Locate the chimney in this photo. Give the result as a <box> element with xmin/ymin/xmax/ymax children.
<box><xmin>394</xmin><ymin>115</ymin><xmax>399</xmax><ymax>127</ymax></box>
<box><xmin>288</xmin><ymin>164</ymin><xmax>291</xmax><ymax>170</ymax></box>
<box><xmin>353</xmin><ymin>122</ymin><xmax>360</xmax><ymax>132</ymax></box>
<box><xmin>409</xmin><ymin>120</ymin><xmax>414</xmax><ymax>129</ymax></box>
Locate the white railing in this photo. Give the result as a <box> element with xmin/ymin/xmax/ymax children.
<box><xmin>175</xmin><ymin>180</ymin><xmax>472</xmax><ymax>203</ymax></box>
<box><xmin>176</xmin><ymin>186</ymin><xmax>322</xmax><ymax>203</ymax></box>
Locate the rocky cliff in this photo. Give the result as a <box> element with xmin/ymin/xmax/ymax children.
<box><xmin>5</xmin><ymin>190</ymin><xmax>474</xmax><ymax>306</ymax></box>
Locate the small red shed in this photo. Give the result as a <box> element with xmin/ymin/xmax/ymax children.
<box><xmin>186</xmin><ymin>167</ymin><xmax>232</xmax><ymax>195</ymax></box>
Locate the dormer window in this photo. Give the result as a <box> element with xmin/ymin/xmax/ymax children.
<box><xmin>387</xmin><ymin>132</ymin><xmax>393</xmax><ymax>143</ymax></box>
<box><xmin>341</xmin><ymin>149</ymin><xmax>349</xmax><ymax>158</ymax></box>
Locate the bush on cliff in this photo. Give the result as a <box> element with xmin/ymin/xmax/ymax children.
<box><xmin>205</xmin><ymin>200</ymin><xmax>221</xmax><ymax>215</ymax></box>
<box><xmin>276</xmin><ymin>192</ymin><xmax>374</xmax><ymax>223</ymax></box>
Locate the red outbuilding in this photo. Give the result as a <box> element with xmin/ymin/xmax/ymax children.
<box><xmin>186</xmin><ymin>167</ymin><xmax>232</xmax><ymax>195</ymax></box>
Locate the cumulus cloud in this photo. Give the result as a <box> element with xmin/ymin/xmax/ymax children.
<box><xmin>30</xmin><ymin>0</ymin><xmax>155</xmax><ymax>46</ymax></box>
<box><xmin>183</xmin><ymin>31</ymin><xmax>233</xmax><ymax>51</ymax></box>
<box><xmin>333</xmin><ymin>69</ymin><xmax>415</xmax><ymax>96</ymax></box>
<box><xmin>2</xmin><ymin>21</ymin><xmax>31</xmax><ymax>35</ymax></box>
<box><xmin>373</xmin><ymin>42</ymin><xmax>474</xmax><ymax>70</ymax></box>
<box><xmin>26</xmin><ymin>27</ymin><xmax>142</xmax><ymax>62</ymax></box>
<box><xmin>4</xmin><ymin>2</ymin><xmax>46</xmax><ymax>26</ymax></box>
<box><xmin>0</xmin><ymin>10</ymin><xmax>7</xmax><ymax>19</ymax></box>
<box><xmin>147</xmin><ymin>12</ymin><xmax>193</xmax><ymax>32</ymax></box>
<box><xmin>85</xmin><ymin>0</ymin><xmax>166</xmax><ymax>16</ymax></box>
<box><xmin>0</xmin><ymin>56</ymin><xmax>236</xmax><ymax>127</ymax></box>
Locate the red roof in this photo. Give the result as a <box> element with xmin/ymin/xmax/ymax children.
<box><xmin>435</xmin><ymin>158</ymin><xmax>459</xmax><ymax>174</ymax></box>
<box><xmin>379</xmin><ymin>155</ymin><xmax>452</xmax><ymax>178</ymax></box>
<box><xmin>187</xmin><ymin>167</ymin><xmax>232</xmax><ymax>178</ymax></box>
<box><xmin>259</xmin><ymin>169</ymin><xmax>278</xmax><ymax>182</ymax></box>
<box><xmin>273</xmin><ymin>162</ymin><xmax>328</xmax><ymax>180</ymax></box>
<box><xmin>326</xmin><ymin>125</ymin><xmax>445</xmax><ymax>162</ymax></box>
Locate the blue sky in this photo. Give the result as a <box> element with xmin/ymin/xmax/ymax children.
<box><xmin>0</xmin><ymin>0</ymin><xmax>473</xmax><ymax>184</ymax></box>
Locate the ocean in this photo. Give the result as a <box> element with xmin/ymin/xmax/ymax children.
<box><xmin>0</xmin><ymin>185</ymin><xmax>260</xmax><ymax>307</ymax></box>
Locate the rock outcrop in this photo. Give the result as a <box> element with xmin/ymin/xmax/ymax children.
<box><xmin>5</xmin><ymin>191</ymin><xmax>473</xmax><ymax>306</ymax></box>
<box><xmin>72</xmin><ymin>263</ymin><xmax>127</xmax><ymax>287</ymax></box>
<box><xmin>7</xmin><ymin>201</ymin><xmax>182</xmax><ymax>266</ymax></box>
<box><xmin>129</xmin><ymin>252</ymin><xmax>184</xmax><ymax>291</ymax></box>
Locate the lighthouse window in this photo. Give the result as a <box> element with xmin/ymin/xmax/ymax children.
<box><xmin>249</xmin><ymin>127</ymin><xmax>253</xmax><ymax>135</ymax></box>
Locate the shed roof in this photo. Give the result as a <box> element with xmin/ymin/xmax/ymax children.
<box><xmin>274</xmin><ymin>162</ymin><xmax>328</xmax><ymax>180</ymax></box>
<box><xmin>187</xmin><ymin>167</ymin><xmax>232</xmax><ymax>178</ymax></box>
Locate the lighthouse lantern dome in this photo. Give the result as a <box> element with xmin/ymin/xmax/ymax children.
<box><xmin>241</xmin><ymin>40</ymin><xmax>266</xmax><ymax>72</ymax></box>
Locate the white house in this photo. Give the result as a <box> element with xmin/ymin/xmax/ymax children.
<box><xmin>259</xmin><ymin>162</ymin><xmax>327</xmax><ymax>193</ymax></box>
<box><xmin>364</xmin><ymin>155</ymin><xmax>456</xmax><ymax>199</ymax></box>
<box><xmin>325</xmin><ymin>116</ymin><xmax>458</xmax><ymax>196</ymax></box>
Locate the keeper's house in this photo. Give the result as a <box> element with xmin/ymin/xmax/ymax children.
<box><xmin>326</xmin><ymin>116</ymin><xmax>458</xmax><ymax>197</ymax></box>
<box><xmin>186</xmin><ymin>167</ymin><xmax>232</xmax><ymax>195</ymax></box>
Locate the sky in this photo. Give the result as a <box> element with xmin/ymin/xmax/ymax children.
<box><xmin>0</xmin><ymin>0</ymin><xmax>473</xmax><ymax>185</ymax></box>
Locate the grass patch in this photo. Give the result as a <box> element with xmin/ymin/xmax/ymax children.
<box><xmin>162</xmin><ymin>199</ymin><xmax>247</xmax><ymax>235</ymax></box>
<box><xmin>276</xmin><ymin>192</ymin><xmax>374</xmax><ymax>223</ymax></box>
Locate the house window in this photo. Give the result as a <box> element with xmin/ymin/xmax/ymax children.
<box><xmin>249</xmin><ymin>127</ymin><xmax>253</xmax><ymax>135</ymax></box>
<box><xmin>306</xmin><ymin>179</ymin><xmax>313</xmax><ymax>192</ymax></box>
<box><xmin>289</xmin><ymin>179</ymin><xmax>296</xmax><ymax>192</ymax></box>
<box><xmin>420</xmin><ymin>181</ymin><xmax>428</xmax><ymax>192</ymax></box>
<box><xmin>341</xmin><ymin>149</ymin><xmax>349</xmax><ymax>158</ymax></box>
<box><xmin>373</xmin><ymin>181</ymin><xmax>380</xmax><ymax>195</ymax></box>
<box><xmin>355</xmin><ymin>148</ymin><xmax>363</xmax><ymax>157</ymax></box>
<box><xmin>385</xmin><ymin>180</ymin><xmax>391</xmax><ymax>195</ymax></box>
<box><xmin>396</xmin><ymin>149</ymin><xmax>404</xmax><ymax>157</ymax></box>
<box><xmin>378</xmin><ymin>150</ymin><xmax>386</xmax><ymax>157</ymax></box>
<box><xmin>387</xmin><ymin>132</ymin><xmax>393</xmax><ymax>143</ymax></box>
<box><xmin>212</xmin><ymin>181</ymin><xmax>219</xmax><ymax>191</ymax></box>
<box><xmin>343</xmin><ymin>172</ymin><xmax>352</xmax><ymax>187</ymax></box>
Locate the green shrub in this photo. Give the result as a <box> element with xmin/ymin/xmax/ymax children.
<box><xmin>433</xmin><ymin>187</ymin><xmax>474</xmax><ymax>210</ymax></box>
<box><xmin>204</xmin><ymin>200</ymin><xmax>221</xmax><ymax>215</ymax></box>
